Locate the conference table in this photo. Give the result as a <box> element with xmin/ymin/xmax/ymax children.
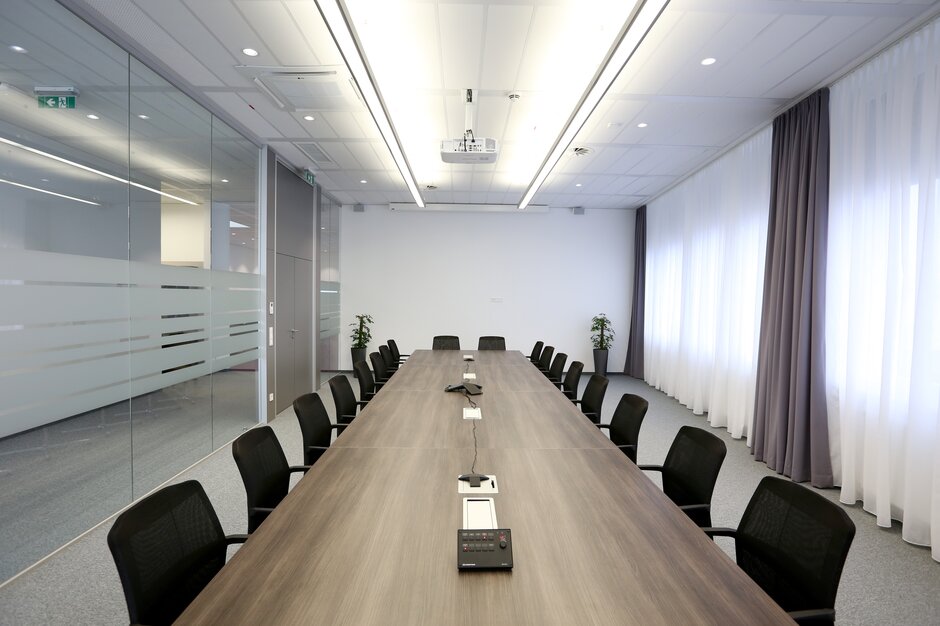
<box><xmin>178</xmin><ymin>350</ymin><xmax>792</xmax><ymax>624</ymax></box>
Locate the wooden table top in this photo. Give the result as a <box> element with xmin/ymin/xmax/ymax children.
<box><xmin>178</xmin><ymin>350</ymin><xmax>792</xmax><ymax>625</ymax></box>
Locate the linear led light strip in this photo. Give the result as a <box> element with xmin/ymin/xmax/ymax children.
<box><xmin>314</xmin><ymin>0</ymin><xmax>425</xmax><ymax>208</ymax></box>
<box><xmin>0</xmin><ymin>136</ymin><xmax>199</xmax><ymax>206</ymax></box>
<box><xmin>0</xmin><ymin>177</ymin><xmax>100</xmax><ymax>205</ymax></box>
<box><xmin>518</xmin><ymin>0</ymin><xmax>669</xmax><ymax>210</ymax></box>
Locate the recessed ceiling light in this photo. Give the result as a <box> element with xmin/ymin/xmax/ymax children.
<box><xmin>359</xmin><ymin>179</ymin><xmax>367</xmax><ymax>184</ymax></box>
<box><xmin>40</xmin><ymin>178</ymin><xmax>49</xmax><ymax>182</ymax></box>
<box><xmin>137</xmin><ymin>114</ymin><xmax>149</xmax><ymax>120</ymax></box>
<box><xmin>700</xmin><ymin>57</ymin><xmax>716</xmax><ymax>66</ymax></box>
<box><xmin>303</xmin><ymin>115</ymin><xmax>315</xmax><ymax>121</ymax></box>
<box><xmin>242</xmin><ymin>48</ymin><xmax>259</xmax><ymax>57</ymax></box>
<box><xmin>575</xmin><ymin>183</ymin><xmax>582</xmax><ymax>187</ymax></box>
<box><xmin>637</xmin><ymin>122</ymin><xmax>648</xmax><ymax>128</ymax></box>
<box><xmin>9</xmin><ymin>45</ymin><xmax>27</xmax><ymax>54</ymax></box>
<box><xmin>607</xmin><ymin>122</ymin><xmax>622</xmax><ymax>129</ymax></box>
<box><xmin>86</xmin><ymin>114</ymin><xmax>99</xmax><ymax>120</ymax></box>
<box><xmin>221</xmin><ymin>178</ymin><xmax>229</xmax><ymax>183</ymax></box>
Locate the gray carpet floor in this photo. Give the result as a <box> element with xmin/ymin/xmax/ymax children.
<box><xmin>0</xmin><ymin>373</ymin><xmax>937</xmax><ymax>625</ymax></box>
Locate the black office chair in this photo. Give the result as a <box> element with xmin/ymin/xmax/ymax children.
<box><xmin>353</xmin><ymin>360</ymin><xmax>382</xmax><ymax>403</ymax></box>
<box><xmin>232</xmin><ymin>425</ymin><xmax>309</xmax><ymax>533</ymax></box>
<box><xmin>536</xmin><ymin>345</ymin><xmax>554</xmax><ymax>374</ymax></box>
<box><xmin>379</xmin><ymin>344</ymin><xmax>399</xmax><ymax>373</ymax></box>
<box><xmin>639</xmin><ymin>425</ymin><xmax>726</xmax><ymax>527</ymax></box>
<box><xmin>595</xmin><ymin>393</ymin><xmax>648</xmax><ymax>463</ymax></box>
<box><xmin>572</xmin><ymin>373</ymin><xmax>607</xmax><ymax>423</ymax></box>
<box><xmin>432</xmin><ymin>335</ymin><xmax>460</xmax><ymax>350</ymax></box>
<box><xmin>370</xmin><ymin>351</ymin><xmax>391</xmax><ymax>385</ymax></box>
<box><xmin>478</xmin><ymin>336</ymin><xmax>506</xmax><ymax>350</ymax></box>
<box><xmin>108</xmin><ymin>480</ymin><xmax>247</xmax><ymax>626</ymax></box>
<box><xmin>293</xmin><ymin>392</ymin><xmax>346</xmax><ymax>466</ymax></box>
<box><xmin>553</xmin><ymin>360</ymin><xmax>583</xmax><ymax>400</ymax></box>
<box><xmin>705</xmin><ymin>477</ymin><xmax>856</xmax><ymax>625</ymax></box>
<box><xmin>527</xmin><ymin>340</ymin><xmax>544</xmax><ymax>363</ymax></box>
<box><xmin>388</xmin><ymin>339</ymin><xmax>409</xmax><ymax>362</ymax></box>
<box><xmin>329</xmin><ymin>374</ymin><xmax>367</xmax><ymax>426</ymax></box>
<box><xmin>545</xmin><ymin>352</ymin><xmax>567</xmax><ymax>383</ymax></box>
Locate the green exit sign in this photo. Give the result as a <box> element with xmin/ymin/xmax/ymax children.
<box><xmin>38</xmin><ymin>95</ymin><xmax>75</xmax><ymax>109</ymax></box>
<box><xmin>303</xmin><ymin>169</ymin><xmax>315</xmax><ymax>186</ymax></box>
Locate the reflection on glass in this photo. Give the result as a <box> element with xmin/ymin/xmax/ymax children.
<box><xmin>0</xmin><ymin>0</ymin><xmax>261</xmax><ymax>583</ymax></box>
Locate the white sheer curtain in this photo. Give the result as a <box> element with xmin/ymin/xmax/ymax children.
<box><xmin>827</xmin><ymin>17</ymin><xmax>940</xmax><ymax>560</ymax></box>
<box><xmin>645</xmin><ymin>128</ymin><xmax>772</xmax><ymax>440</ymax></box>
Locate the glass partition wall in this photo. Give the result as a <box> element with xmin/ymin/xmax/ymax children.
<box><xmin>0</xmin><ymin>0</ymin><xmax>261</xmax><ymax>581</ymax></box>
<box><xmin>317</xmin><ymin>192</ymin><xmax>341</xmax><ymax>380</ymax></box>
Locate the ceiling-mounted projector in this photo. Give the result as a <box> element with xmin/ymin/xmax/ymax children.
<box><xmin>440</xmin><ymin>137</ymin><xmax>498</xmax><ymax>163</ymax></box>
<box><xmin>441</xmin><ymin>88</ymin><xmax>499</xmax><ymax>164</ymax></box>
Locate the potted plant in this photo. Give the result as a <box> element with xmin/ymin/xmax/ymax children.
<box><xmin>349</xmin><ymin>313</ymin><xmax>374</xmax><ymax>374</ymax></box>
<box><xmin>590</xmin><ymin>314</ymin><xmax>615</xmax><ymax>377</ymax></box>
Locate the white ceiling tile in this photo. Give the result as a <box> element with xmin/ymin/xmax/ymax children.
<box><xmin>235</xmin><ymin>1</ymin><xmax>316</xmax><ymax>66</ymax></box>
<box><xmin>480</xmin><ymin>4</ymin><xmax>533</xmax><ymax>91</ymax></box>
<box><xmin>438</xmin><ymin>3</ymin><xmax>485</xmax><ymax>90</ymax></box>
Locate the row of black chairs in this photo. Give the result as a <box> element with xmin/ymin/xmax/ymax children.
<box><xmin>525</xmin><ymin>339</ymin><xmax>855</xmax><ymax>625</ymax></box>
<box><xmin>431</xmin><ymin>335</ymin><xmax>505</xmax><ymax>350</ymax></box>
<box><xmin>107</xmin><ymin>371</ymin><xmax>372</xmax><ymax>625</ymax></box>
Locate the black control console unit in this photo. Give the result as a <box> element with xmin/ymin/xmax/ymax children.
<box><xmin>458</xmin><ymin>529</ymin><xmax>513</xmax><ymax>570</ymax></box>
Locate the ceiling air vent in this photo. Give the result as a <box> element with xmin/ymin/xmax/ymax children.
<box><xmin>236</xmin><ymin>65</ymin><xmax>361</xmax><ymax>111</ymax></box>
<box><xmin>572</xmin><ymin>146</ymin><xmax>593</xmax><ymax>156</ymax></box>
<box><xmin>295</xmin><ymin>142</ymin><xmax>334</xmax><ymax>166</ymax></box>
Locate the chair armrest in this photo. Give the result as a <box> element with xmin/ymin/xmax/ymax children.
<box><xmin>788</xmin><ymin>609</ymin><xmax>836</xmax><ymax>624</ymax></box>
<box><xmin>571</xmin><ymin>398</ymin><xmax>582</xmax><ymax>405</ymax></box>
<box><xmin>333</xmin><ymin>424</ymin><xmax>347</xmax><ymax>435</ymax></box>
<box><xmin>356</xmin><ymin>400</ymin><xmax>369</xmax><ymax>408</ymax></box>
<box><xmin>615</xmin><ymin>444</ymin><xmax>636</xmax><ymax>453</ymax></box>
<box><xmin>702</xmin><ymin>527</ymin><xmax>737</xmax><ymax>539</ymax></box>
<box><xmin>339</xmin><ymin>414</ymin><xmax>357</xmax><ymax>423</ymax></box>
<box><xmin>678</xmin><ymin>504</ymin><xmax>710</xmax><ymax>513</ymax></box>
<box><xmin>289</xmin><ymin>465</ymin><xmax>311</xmax><ymax>474</ymax></box>
<box><xmin>224</xmin><ymin>534</ymin><xmax>249</xmax><ymax>545</ymax></box>
<box><xmin>552</xmin><ymin>381</ymin><xmax>564</xmax><ymax>388</ymax></box>
<box><xmin>596</xmin><ymin>423</ymin><xmax>610</xmax><ymax>429</ymax></box>
<box><xmin>307</xmin><ymin>445</ymin><xmax>329</xmax><ymax>453</ymax></box>
<box><xmin>638</xmin><ymin>464</ymin><xmax>663</xmax><ymax>473</ymax></box>
<box><xmin>582</xmin><ymin>412</ymin><xmax>599</xmax><ymax>423</ymax></box>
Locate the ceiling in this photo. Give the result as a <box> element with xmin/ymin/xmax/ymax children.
<box><xmin>60</xmin><ymin>0</ymin><xmax>940</xmax><ymax>210</ymax></box>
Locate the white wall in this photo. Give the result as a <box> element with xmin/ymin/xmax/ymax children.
<box><xmin>340</xmin><ymin>206</ymin><xmax>635</xmax><ymax>371</ymax></box>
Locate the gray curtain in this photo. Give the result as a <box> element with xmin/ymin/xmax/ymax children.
<box><xmin>752</xmin><ymin>89</ymin><xmax>833</xmax><ymax>487</ymax></box>
<box><xmin>625</xmin><ymin>206</ymin><xmax>645</xmax><ymax>378</ymax></box>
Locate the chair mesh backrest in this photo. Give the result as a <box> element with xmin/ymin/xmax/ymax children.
<box><xmin>580</xmin><ymin>374</ymin><xmax>608</xmax><ymax>423</ymax></box>
<box><xmin>329</xmin><ymin>375</ymin><xmax>358</xmax><ymax>424</ymax></box>
<box><xmin>379</xmin><ymin>344</ymin><xmax>397</xmax><ymax>370</ymax></box>
<box><xmin>537</xmin><ymin>345</ymin><xmax>554</xmax><ymax>371</ymax></box>
<box><xmin>388</xmin><ymin>339</ymin><xmax>402</xmax><ymax>361</ymax></box>
<box><xmin>547</xmin><ymin>353</ymin><xmax>567</xmax><ymax>380</ymax></box>
<box><xmin>432</xmin><ymin>335</ymin><xmax>460</xmax><ymax>350</ymax></box>
<box><xmin>478</xmin><ymin>336</ymin><xmax>506</xmax><ymax>350</ymax></box>
<box><xmin>529</xmin><ymin>341</ymin><xmax>544</xmax><ymax>361</ymax></box>
<box><xmin>607</xmin><ymin>393</ymin><xmax>649</xmax><ymax>463</ymax></box>
<box><xmin>370</xmin><ymin>351</ymin><xmax>388</xmax><ymax>382</ymax></box>
<box><xmin>660</xmin><ymin>426</ymin><xmax>726</xmax><ymax>526</ymax></box>
<box><xmin>735</xmin><ymin>477</ymin><xmax>856</xmax><ymax>615</ymax></box>
<box><xmin>353</xmin><ymin>361</ymin><xmax>376</xmax><ymax>399</ymax></box>
<box><xmin>293</xmin><ymin>392</ymin><xmax>333</xmax><ymax>466</ymax></box>
<box><xmin>232</xmin><ymin>426</ymin><xmax>290</xmax><ymax>533</ymax></box>
<box><xmin>108</xmin><ymin>480</ymin><xmax>227</xmax><ymax>625</ymax></box>
<box><xmin>563</xmin><ymin>361</ymin><xmax>583</xmax><ymax>397</ymax></box>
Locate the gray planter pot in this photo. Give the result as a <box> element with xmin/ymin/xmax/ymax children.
<box><xmin>351</xmin><ymin>347</ymin><xmax>367</xmax><ymax>376</ymax></box>
<box><xmin>593</xmin><ymin>348</ymin><xmax>609</xmax><ymax>378</ymax></box>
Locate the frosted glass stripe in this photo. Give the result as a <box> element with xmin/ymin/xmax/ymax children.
<box><xmin>0</xmin><ymin>249</ymin><xmax>261</xmax><ymax>439</ymax></box>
